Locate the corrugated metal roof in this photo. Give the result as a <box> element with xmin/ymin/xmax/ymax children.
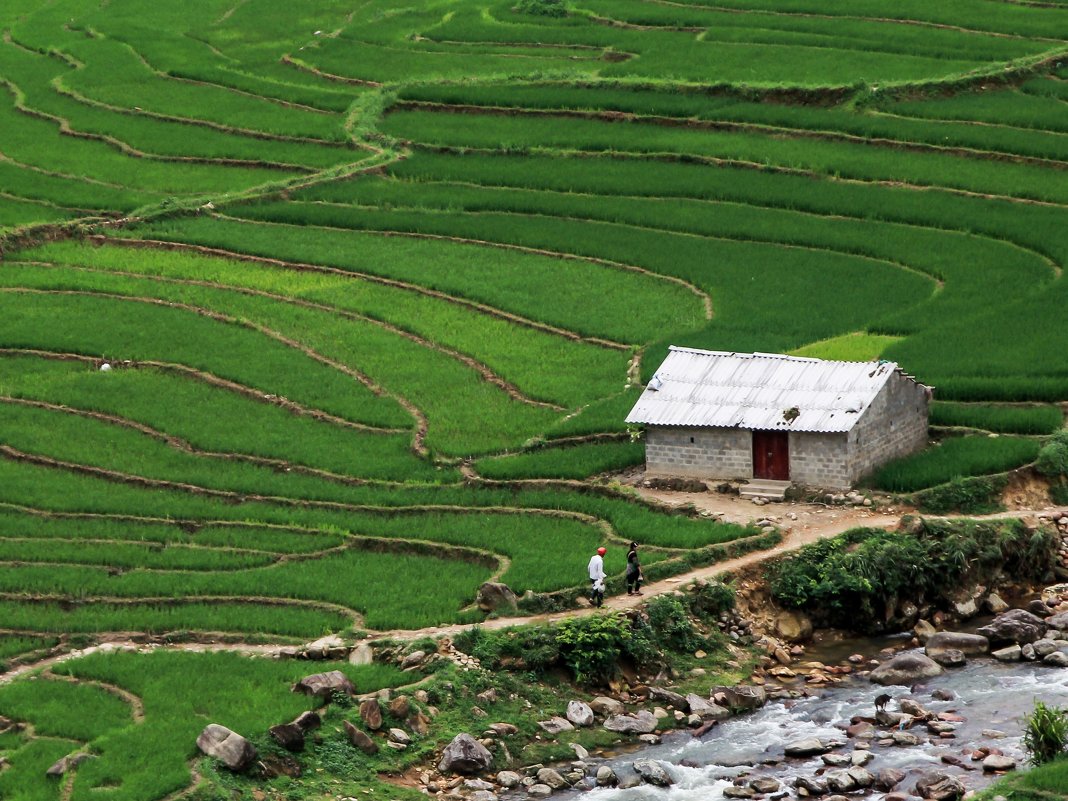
<box><xmin>626</xmin><ymin>348</ymin><xmax>914</xmax><ymax>433</ymax></box>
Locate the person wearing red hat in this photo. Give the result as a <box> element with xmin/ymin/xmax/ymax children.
<box><xmin>587</xmin><ymin>546</ymin><xmax>607</xmax><ymax>607</ymax></box>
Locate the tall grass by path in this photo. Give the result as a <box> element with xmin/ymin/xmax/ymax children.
<box><xmin>930</xmin><ymin>402</ymin><xmax>1064</xmax><ymax>434</ymax></box>
<box><xmin>869</xmin><ymin>435</ymin><xmax>1041</xmax><ymax>492</ymax></box>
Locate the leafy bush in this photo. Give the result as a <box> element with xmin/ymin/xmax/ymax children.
<box><xmin>1036</xmin><ymin>431</ymin><xmax>1068</xmax><ymax>478</ymax></box>
<box><xmin>1024</xmin><ymin>701</ymin><xmax>1068</xmax><ymax>766</ymax></box>
<box><xmin>688</xmin><ymin>581</ymin><xmax>736</xmax><ymax>620</ymax></box>
<box><xmin>645</xmin><ymin>595</ymin><xmax>701</xmax><ymax>653</ymax></box>
<box><xmin>556</xmin><ymin>614</ymin><xmax>631</xmax><ymax>685</ymax></box>
<box><xmin>914</xmin><ymin>475</ymin><xmax>1005</xmax><ymax>514</ymax></box>
<box><xmin>514</xmin><ymin>0</ymin><xmax>567</xmax><ymax>17</ymax></box>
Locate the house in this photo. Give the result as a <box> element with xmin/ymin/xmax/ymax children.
<box><xmin>626</xmin><ymin>347</ymin><xmax>931</xmax><ymax>490</ymax></box>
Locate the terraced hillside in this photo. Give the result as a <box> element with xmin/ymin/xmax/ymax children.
<box><xmin>0</xmin><ymin>0</ymin><xmax>1066</xmax><ymax>795</ymax></box>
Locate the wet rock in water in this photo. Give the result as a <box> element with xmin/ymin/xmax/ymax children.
<box><xmin>196</xmin><ymin>724</ymin><xmax>257</xmax><ymax>772</ymax></box>
<box><xmin>846</xmin><ymin>767</ymin><xmax>874</xmax><ymax>788</ymax></box>
<box><xmin>360</xmin><ymin>698</ymin><xmax>383</xmax><ymax>730</ymax></box>
<box><xmin>869</xmin><ymin>653</ymin><xmax>943</xmax><ymax>686</ymax></box>
<box><xmin>983</xmin><ymin>754</ymin><xmax>1017</xmax><ymax>772</ymax></box>
<box><xmin>899</xmin><ymin>698</ymin><xmax>932</xmax><ymax>718</ymax></box>
<box><xmin>1023</xmin><ymin>643</ymin><xmax>1038</xmax><ymax>661</ymax></box>
<box><xmin>596</xmin><ymin>766</ymin><xmax>618</xmax><ymax>786</ymax></box>
<box><xmin>915</xmin><ymin>771</ymin><xmax>966</xmax><ymax>801</ymax></box>
<box><xmin>538</xmin><ymin>716</ymin><xmax>574</xmax><ymax>735</ymax></box>
<box><xmin>344</xmin><ymin>721</ymin><xmax>378</xmax><ymax>755</ymax></box>
<box><xmin>438</xmin><ymin>733</ymin><xmax>493</xmax><ymax>774</ymax></box>
<box><xmin>292</xmin><ymin>670</ymin><xmax>355</xmax><ymax>699</ymax></box>
<box><xmin>822</xmin><ymin>754</ymin><xmax>850</xmax><ymax>767</ymax></box>
<box><xmin>497</xmin><ymin>771</ymin><xmax>522</xmax><ymax>789</ymax></box>
<box><xmin>566</xmin><ymin>701</ymin><xmax>594</xmax><ymax>727</ymax></box>
<box><xmin>1033</xmin><ymin>639</ymin><xmax>1060</xmax><ymax>657</ymax></box>
<box><xmin>925</xmin><ymin>632</ymin><xmax>989</xmax><ymax>658</ymax></box>
<box><xmin>633</xmin><ymin>759</ymin><xmax>674</xmax><ymax>787</ymax></box>
<box><xmin>590</xmin><ymin>696</ymin><xmax>624</xmax><ymax>716</ymax></box>
<box><xmin>932</xmin><ymin>689</ymin><xmax>956</xmax><ymax>701</ymax></box>
<box><xmin>794</xmin><ymin>775</ymin><xmax>829</xmax><ymax>795</ymax></box>
<box><xmin>824</xmin><ymin>770</ymin><xmax>858</xmax><ymax>793</ymax></box>
<box><xmin>687</xmin><ymin>694</ymin><xmax>730</xmax><ymax>720</ymax></box>
<box><xmin>931</xmin><ymin>648</ymin><xmax>966</xmax><ymax>667</ymax></box>
<box><xmin>724</xmin><ymin>785</ymin><xmax>756</xmax><ymax>798</ymax></box>
<box><xmin>1044</xmin><ymin>651</ymin><xmax>1068</xmax><ymax>667</ymax></box>
<box><xmin>846</xmin><ymin>720</ymin><xmax>875</xmax><ymax>738</ymax></box>
<box><xmin>464</xmin><ymin>778</ymin><xmax>495</xmax><ymax>791</ymax></box>
<box><xmin>527</xmin><ymin>783</ymin><xmax>552</xmax><ymax>797</ymax></box>
<box><xmin>476</xmin><ymin>582</ymin><xmax>517</xmax><ymax>612</ymax></box>
<box><xmin>851</xmin><ymin>751</ymin><xmax>874</xmax><ymax>766</ymax></box>
<box><xmin>785</xmin><ymin>737</ymin><xmax>834</xmax><ymax>757</ymax></box>
<box><xmin>992</xmin><ymin>644</ymin><xmax>1022</xmax><ymax>662</ymax></box>
<box><xmin>976</xmin><ymin>609</ymin><xmax>1047</xmax><ymax>646</ymax></box>
<box><xmin>603</xmin><ymin>710</ymin><xmax>657</xmax><ymax>734</ymax></box>
<box><xmin>45</xmin><ymin>752</ymin><xmax>95</xmax><ymax>777</ymax></box>
<box><xmin>750</xmin><ymin>777</ymin><xmax>781</xmax><ymax>793</ymax></box>
<box><xmin>892</xmin><ymin>731</ymin><xmax>921</xmax><ymax>747</ymax></box>
<box><xmin>914</xmin><ymin>620</ymin><xmax>937</xmax><ymax>642</ymax></box>
<box><xmin>873</xmin><ymin>768</ymin><xmax>906</xmax><ymax>791</ymax></box>
<box><xmin>717</xmin><ymin>685</ymin><xmax>768</xmax><ymax>711</ymax></box>
<box><xmin>536</xmin><ymin>768</ymin><xmax>570</xmax><ymax>790</ymax></box>
<box><xmin>471</xmin><ymin>791</ymin><xmax>498</xmax><ymax>801</ymax></box>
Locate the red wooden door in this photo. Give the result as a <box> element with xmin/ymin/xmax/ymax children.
<box><xmin>752</xmin><ymin>431</ymin><xmax>790</xmax><ymax>481</ymax></box>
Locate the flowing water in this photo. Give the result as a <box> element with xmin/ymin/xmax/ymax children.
<box><xmin>568</xmin><ymin>649</ymin><xmax>1068</xmax><ymax>800</ymax></box>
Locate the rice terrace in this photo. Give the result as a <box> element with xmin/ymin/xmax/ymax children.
<box><xmin>0</xmin><ymin>0</ymin><xmax>1067</xmax><ymax>798</ymax></box>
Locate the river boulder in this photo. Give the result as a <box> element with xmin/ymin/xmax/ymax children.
<box><xmin>924</xmin><ymin>632</ymin><xmax>989</xmax><ymax>657</ymax></box>
<box><xmin>438</xmin><ymin>733</ymin><xmax>493</xmax><ymax>774</ymax></box>
<box><xmin>976</xmin><ymin>609</ymin><xmax>1047</xmax><ymax>646</ymax></box>
<box><xmin>931</xmin><ymin>649</ymin><xmax>966</xmax><ymax>668</ymax></box>
<box><xmin>874</xmin><ymin>768</ymin><xmax>906</xmax><ymax>791</ymax></box>
<box><xmin>633</xmin><ymin>759</ymin><xmax>674</xmax><ymax>787</ymax></box>
<box><xmin>716</xmin><ymin>685</ymin><xmax>767</xmax><ymax>711</ymax></box>
<box><xmin>915</xmin><ymin>772</ymin><xmax>965</xmax><ymax>801</ymax></box>
<box><xmin>869</xmin><ymin>653</ymin><xmax>943</xmax><ymax>686</ymax></box>
<box><xmin>784</xmin><ymin>737</ymin><xmax>834</xmax><ymax>757</ymax></box>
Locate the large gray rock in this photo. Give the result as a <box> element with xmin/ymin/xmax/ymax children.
<box><xmin>196</xmin><ymin>724</ymin><xmax>257</xmax><ymax>772</ymax></box>
<box><xmin>603</xmin><ymin>710</ymin><xmax>657</xmax><ymax>734</ymax></box>
<box><xmin>983</xmin><ymin>754</ymin><xmax>1017</xmax><ymax>772</ymax></box>
<box><xmin>596</xmin><ymin>766</ymin><xmax>618</xmax><ymax>786</ymax></box>
<box><xmin>1045</xmin><ymin>651</ymin><xmax>1068</xmax><ymax>667</ymax></box>
<box><xmin>1046</xmin><ymin>610</ymin><xmax>1068</xmax><ymax>630</ymax></box>
<box><xmin>824</xmin><ymin>770</ymin><xmax>858</xmax><ymax>793</ymax></box>
<box><xmin>784</xmin><ymin>737</ymin><xmax>833</xmax><ymax>757</ymax></box>
<box><xmin>869</xmin><ymin>653</ymin><xmax>943</xmax><ymax>686</ymax></box>
<box><xmin>537</xmin><ymin>716</ymin><xmax>574</xmax><ymax>735</ymax></box>
<box><xmin>976</xmin><ymin>609</ymin><xmax>1047</xmax><ymax>646</ymax></box>
<box><xmin>476</xmin><ymin>582</ymin><xmax>517</xmax><ymax>612</ymax></box>
<box><xmin>649</xmin><ymin>687</ymin><xmax>688</xmax><ymax>711</ymax></box>
<box><xmin>536</xmin><ymin>768</ymin><xmax>570</xmax><ymax>790</ymax></box>
<box><xmin>686</xmin><ymin>694</ymin><xmax>730</xmax><ymax>720</ymax></box>
<box><xmin>590</xmin><ymin>696</ymin><xmax>624</xmax><ymax>716</ymax></box>
<box><xmin>993</xmin><ymin>644</ymin><xmax>1022</xmax><ymax>662</ymax></box>
<box><xmin>794</xmin><ymin>776</ymin><xmax>828</xmax><ymax>795</ymax></box>
<box><xmin>497</xmin><ymin>771</ymin><xmax>522</xmax><ymax>789</ymax></box>
<box><xmin>914</xmin><ymin>772</ymin><xmax>965</xmax><ymax>801</ymax></box>
<box><xmin>291</xmin><ymin>670</ymin><xmax>355</xmax><ymax>699</ymax></box>
<box><xmin>874</xmin><ymin>768</ymin><xmax>906</xmax><ymax>791</ymax></box>
<box><xmin>716</xmin><ymin>685</ymin><xmax>767</xmax><ymax>711</ymax></box>
<box><xmin>633</xmin><ymin>759</ymin><xmax>674</xmax><ymax>787</ymax></box>
<box><xmin>750</xmin><ymin>777</ymin><xmax>780</xmax><ymax>793</ymax></box>
<box><xmin>565</xmin><ymin>701</ymin><xmax>594</xmax><ymax>727</ymax></box>
<box><xmin>847</xmin><ymin>767</ymin><xmax>874</xmax><ymax>788</ymax></box>
<box><xmin>1034</xmin><ymin>639</ymin><xmax>1060</xmax><ymax>657</ymax></box>
<box><xmin>925</xmin><ymin>632</ymin><xmax>989</xmax><ymax>657</ymax></box>
<box><xmin>438</xmin><ymin>733</ymin><xmax>493</xmax><ymax>775</ymax></box>
<box><xmin>931</xmin><ymin>649</ymin><xmax>966</xmax><ymax>668</ymax></box>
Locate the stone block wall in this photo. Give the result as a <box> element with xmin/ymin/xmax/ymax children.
<box><xmin>789</xmin><ymin>432</ymin><xmax>851</xmax><ymax>488</ymax></box>
<box><xmin>847</xmin><ymin>371</ymin><xmax>930</xmax><ymax>484</ymax></box>
<box><xmin>645</xmin><ymin>426</ymin><xmax>751</xmax><ymax>479</ymax></box>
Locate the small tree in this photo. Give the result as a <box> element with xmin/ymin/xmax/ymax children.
<box><xmin>1024</xmin><ymin>700</ymin><xmax>1068</xmax><ymax>765</ymax></box>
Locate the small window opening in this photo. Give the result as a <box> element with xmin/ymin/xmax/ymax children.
<box><xmin>689</xmin><ymin>436</ymin><xmax>695</xmax><ymax>444</ymax></box>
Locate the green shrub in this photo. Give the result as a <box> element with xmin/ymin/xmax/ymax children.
<box><xmin>1036</xmin><ymin>432</ymin><xmax>1068</xmax><ymax>478</ymax></box>
<box><xmin>555</xmin><ymin>614</ymin><xmax>631</xmax><ymax>685</ymax></box>
<box><xmin>514</xmin><ymin>0</ymin><xmax>567</xmax><ymax>17</ymax></box>
<box><xmin>1024</xmin><ymin>701</ymin><xmax>1068</xmax><ymax>766</ymax></box>
<box><xmin>688</xmin><ymin>581</ymin><xmax>736</xmax><ymax>620</ymax></box>
<box><xmin>914</xmin><ymin>475</ymin><xmax>1006</xmax><ymax>514</ymax></box>
<box><xmin>645</xmin><ymin>595</ymin><xmax>701</xmax><ymax>653</ymax></box>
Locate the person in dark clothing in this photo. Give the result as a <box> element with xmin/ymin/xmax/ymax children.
<box><xmin>625</xmin><ymin>541</ymin><xmax>643</xmax><ymax>595</ymax></box>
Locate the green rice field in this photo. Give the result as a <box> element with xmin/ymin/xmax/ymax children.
<box><xmin>0</xmin><ymin>0</ymin><xmax>1065</xmax><ymax>795</ymax></box>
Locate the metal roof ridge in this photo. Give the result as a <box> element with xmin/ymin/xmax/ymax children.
<box><xmin>665</xmin><ymin>346</ymin><xmax>900</xmax><ymax>370</ymax></box>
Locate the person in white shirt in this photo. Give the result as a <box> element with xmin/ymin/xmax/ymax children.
<box><xmin>587</xmin><ymin>546</ymin><xmax>606</xmax><ymax>607</ymax></box>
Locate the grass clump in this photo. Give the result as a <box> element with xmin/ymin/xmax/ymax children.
<box><xmin>1036</xmin><ymin>431</ymin><xmax>1068</xmax><ymax>478</ymax></box>
<box><xmin>870</xmin><ymin>435</ymin><xmax>1040</xmax><ymax>492</ymax></box>
<box><xmin>1024</xmin><ymin>700</ymin><xmax>1068</xmax><ymax>766</ymax></box>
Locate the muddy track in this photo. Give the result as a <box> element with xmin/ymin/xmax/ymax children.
<box><xmin>417</xmin><ymin>143</ymin><xmax>1068</xmax><ymax>208</ymax></box>
<box><xmin>0</xmin><ymin>286</ymin><xmax>430</xmax><ymax>455</ymax></box>
<box><xmin>0</xmin><ymin>347</ymin><xmax>405</xmax><ymax>435</ymax></box>
<box><xmin>394</xmin><ymin>100</ymin><xmax>1068</xmax><ymax>170</ymax></box>
<box><xmin>228</xmin><ymin>210</ymin><xmax>715</xmax><ymax>322</ymax></box>
<box><xmin>15</xmin><ymin>259</ymin><xmax>565</xmax><ymax>412</ymax></box>
<box><xmin>97</xmin><ymin>235</ymin><xmax>630</xmax><ymax>350</ymax></box>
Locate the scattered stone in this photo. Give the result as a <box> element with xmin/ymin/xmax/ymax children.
<box><xmin>497</xmin><ymin>771</ymin><xmax>522</xmax><ymax>789</ymax></box>
<box><xmin>874</xmin><ymin>768</ymin><xmax>906</xmax><ymax>791</ymax></box>
<box><xmin>438</xmin><ymin>733</ymin><xmax>493</xmax><ymax>775</ymax></box>
<box><xmin>603</xmin><ymin>710</ymin><xmax>657</xmax><ymax>734</ymax></box>
<box><xmin>914</xmin><ymin>620</ymin><xmax>937</xmax><ymax>643</ymax></box>
<box><xmin>596</xmin><ymin>766</ymin><xmax>618</xmax><ymax>787</ymax></box>
<box><xmin>360</xmin><ymin>699</ymin><xmax>383</xmax><ymax>730</ymax></box>
<box><xmin>343</xmin><ymin>721</ymin><xmax>378</xmax><ymax>755</ymax></box>
<box><xmin>401</xmin><ymin>650</ymin><xmax>427</xmax><ymax>670</ymax></box>
<box><xmin>846</xmin><ymin>721</ymin><xmax>874</xmax><ymax>738</ymax></box>
<box><xmin>389</xmin><ymin>695</ymin><xmax>411</xmax><ymax>719</ymax></box>
<box><xmin>45</xmin><ymin>752</ymin><xmax>95</xmax><ymax>777</ymax></box>
<box><xmin>1033</xmin><ymin>639</ymin><xmax>1060</xmax><ymax>657</ymax></box>
<box><xmin>565</xmin><ymin>701</ymin><xmax>594</xmax><ymax>727</ymax></box>
<box><xmin>476</xmin><ymin>582</ymin><xmax>517</xmax><ymax>612</ymax></box>
<box><xmin>292</xmin><ymin>670</ymin><xmax>355</xmax><ymax>699</ymax></box>
<box><xmin>985</xmin><ymin>593</ymin><xmax>1010</xmax><ymax>614</ymax></box>
<box><xmin>633</xmin><ymin>759</ymin><xmax>673</xmax><ymax>787</ymax></box>
<box><xmin>489</xmin><ymin>722</ymin><xmax>518</xmax><ymax>736</ymax></box>
<box><xmin>471</xmin><ymin>791</ymin><xmax>498</xmax><ymax>801</ymax></box>
<box><xmin>638</xmin><ymin>733</ymin><xmax>661</xmax><ymax>745</ymax></box>
<box><xmin>196</xmin><ymin>724</ymin><xmax>257</xmax><ymax>772</ymax></box>
<box><xmin>718</xmin><ymin>685</ymin><xmax>768</xmax><ymax>711</ymax></box>
<box><xmin>824</xmin><ymin>770</ymin><xmax>857</xmax><ymax>793</ymax></box>
<box><xmin>750</xmin><ymin>777</ymin><xmax>781</xmax><ymax>793</ymax></box>
<box><xmin>931</xmin><ymin>649</ymin><xmax>966</xmax><ymax>668</ymax></box>
<box><xmin>536</xmin><ymin>768</ymin><xmax>569</xmax><ymax>790</ymax></box>
<box><xmin>794</xmin><ymin>776</ymin><xmax>828</xmax><ymax>795</ymax></box>
<box><xmin>527</xmin><ymin>784</ymin><xmax>552</xmax><ymax>797</ymax></box>
<box><xmin>847</xmin><ymin>767</ymin><xmax>874</xmax><ymax>788</ymax></box>
<box><xmin>724</xmin><ymin>786</ymin><xmax>756</xmax><ymax>798</ymax></box>
<box><xmin>589</xmin><ymin>696</ymin><xmax>624</xmax><ymax>717</ymax></box>
<box><xmin>649</xmin><ymin>687</ymin><xmax>688</xmax><ymax>711</ymax></box>
<box><xmin>851</xmin><ymin>751</ymin><xmax>874</xmax><ymax>766</ymax></box>
<box><xmin>822</xmin><ymin>754</ymin><xmax>850</xmax><ymax>767</ymax></box>
<box><xmin>408</xmin><ymin>711</ymin><xmax>431</xmax><ymax>737</ymax></box>
<box><xmin>983</xmin><ymin>755</ymin><xmax>1017</xmax><ymax>772</ymax></box>
<box><xmin>1045</xmin><ymin>651</ymin><xmax>1068</xmax><ymax>667</ymax></box>
<box><xmin>465</xmin><ymin>778</ymin><xmax>495</xmax><ymax>791</ymax></box>
<box><xmin>775</xmin><ymin>610</ymin><xmax>814</xmax><ymax>643</ymax></box>
<box><xmin>914</xmin><ymin>772</ymin><xmax>966</xmax><ymax>801</ymax></box>
<box><xmin>569</xmin><ymin>743</ymin><xmax>589</xmax><ymax>760</ymax></box>
<box><xmin>932</xmin><ymin>689</ymin><xmax>956</xmax><ymax>701</ymax></box>
<box><xmin>992</xmin><ymin>644</ymin><xmax>1022</xmax><ymax>662</ymax></box>
<box><xmin>388</xmin><ymin>728</ymin><xmax>411</xmax><ymax>745</ymax></box>
<box><xmin>537</xmin><ymin>716</ymin><xmax>574</xmax><ymax>735</ymax></box>
<box><xmin>348</xmin><ymin>643</ymin><xmax>374</xmax><ymax>665</ymax></box>
<box><xmin>983</xmin><ymin>729</ymin><xmax>1007</xmax><ymax>739</ymax></box>
<box><xmin>785</xmin><ymin>738</ymin><xmax>833</xmax><ymax>757</ymax></box>
<box><xmin>892</xmin><ymin>731</ymin><xmax>920</xmax><ymax>747</ymax></box>
<box><xmin>976</xmin><ymin>610</ymin><xmax>1047</xmax><ymax>646</ymax></box>
<box><xmin>870</xmin><ymin>653</ymin><xmax>944</xmax><ymax>686</ymax></box>
<box><xmin>687</xmin><ymin>694</ymin><xmax>730</xmax><ymax>720</ymax></box>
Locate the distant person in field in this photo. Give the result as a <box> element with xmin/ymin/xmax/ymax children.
<box><xmin>588</xmin><ymin>546</ymin><xmax>606</xmax><ymax>608</ymax></box>
<box><xmin>626</xmin><ymin>541</ymin><xmax>643</xmax><ymax>595</ymax></box>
